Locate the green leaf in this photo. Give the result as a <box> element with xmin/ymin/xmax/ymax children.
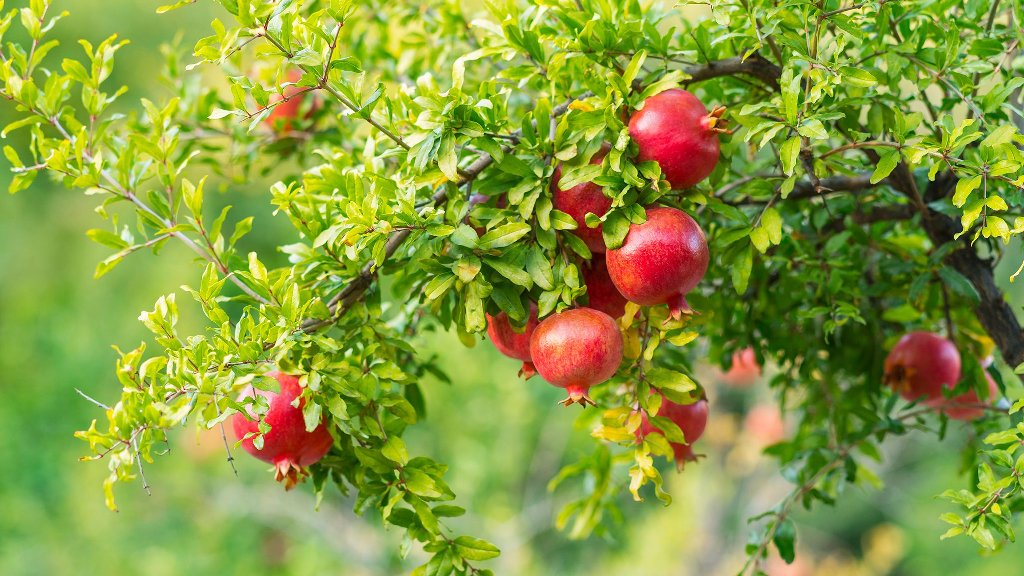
<box><xmin>483</xmin><ymin>257</ymin><xmax>533</xmax><ymax>288</ymax></box>
<box><xmin>780</xmin><ymin>136</ymin><xmax>800</xmax><ymax>176</ymax></box>
<box><xmin>870</xmin><ymin>149</ymin><xmax>900</xmax><ymax>184</ymax></box>
<box><xmin>952</xmin><ymin>175</ymin><xmax>982</xmax><ymax>208</ymax></box>
<box><xmin>453</xmin><ymin>536</ymin><xmax>501</xmax><ymax>561</ymax></box>
<box><xmin>938</xmin><ymin>267</ymin><xmax>979</xmax><ymax>303</ymax></box>
<box><xmin>773</xmin><ymin>518</ymin><xmax>797</xmax><ymax>563</ymax></box>
<box><xmin>479</xmin><ymin>223</ymin><xmax>531</xmax><ymax>249</ymax></box>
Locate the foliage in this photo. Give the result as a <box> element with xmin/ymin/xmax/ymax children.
<box><xmin>1</xmin><ymin>0</ymin><xmax>1024</xmax><ymax>574</ymax></box>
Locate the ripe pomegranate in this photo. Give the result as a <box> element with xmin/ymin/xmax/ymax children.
<box><xmin>605</xmin><ymin>206</ymin><xmax>709</xmax><ymax>318</ymax></box>
<box><xmin>581</xmin><ymin>257</ymin><xmax>629</xmax><ymax>318</ymax></box>
<box><xmin>551</xmin><ymin>144</ymin><xmax>612</xmax><ymax>253</ymax></box>
<box><xmin>928</xmin><ymin>369</ymin><xmax>1000</xmax><ymax>421</ymax></box>
<box><xmin>529</xmin><ymin>308</ymin><xmax>624</xmax><ymax>406</ymax></box>
<box><xmin>486</xmin><ymin>302</ymin><xmax>540</xmax><ymax>378</ymax></box>
<box><xmin>883</xmin><ymin>332</ymin><xmax>961</xmax><ymax>402</ymax></box>
<box><xmin>718</xmin><ymin>347</ymin><xmax>761</xmax><ymax>387</ymax></box>
<box><xmin>636</xmin><ymin>394</ymin><xmax>709</xmax><ymax>468</ymax></box>
<box><xmin>743</xmin><ymin>404</ymin><xmax>785</xmax><ymax>446</ymax></box>
<box><xmin>232</xmin><ymin>371</ymin><xmax>334</xmax><ymax>489</ymax></box>
<box><xmin>629</xmin><ymin>88</ymin><xmax>725</xmax><ymax>189</ymax></box>
<box><xmin>264</xmin><ymin>71</ymin><xmax>313</xmax><ymax>133</ymax></box>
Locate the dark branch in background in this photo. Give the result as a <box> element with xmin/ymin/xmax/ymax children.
<box><xmin>920</xmin><ymin>171</ymin><xmax>1024</xmax><ymax>369</ymax></box>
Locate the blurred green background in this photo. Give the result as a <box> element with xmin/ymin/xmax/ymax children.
<box><xmin>2</xmin><ymin>2</ymin><xmax>1024</xmax><ymax>575</ymax></box>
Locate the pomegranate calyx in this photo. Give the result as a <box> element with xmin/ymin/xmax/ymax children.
<box><xmin>519</xmin><ymin>361</ymin><xmax>537</xmax><ymax>379</ymax></box>
<box><xmin>559</xmin><ymin>385</ymin><xmax>597</xmax><ymax>408</ymax></box>
<box><xmin>273</xmin><ymin>459</ymin><xmax>309</xmax><ymax>490</ymax></box>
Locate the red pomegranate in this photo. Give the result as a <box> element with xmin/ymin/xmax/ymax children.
<box><xmin>928</xmin><ymin>369</ymin><xmax>1000</xmax><ymax>421</ymax></box>
<box><xmin>883</xmin><ymin>332</ymin><xmax>961</xmax><ymax>402</ymax></box>
<box><xmin>486</xmin><ymin>302</ymin><xmax>540</xmax><ymax>378</ymax></box>
<box><xmin>718</xmin><ymin>347</ymin><xmax>761</xmax><ymax>387</ymax></box>
<box><xmin>744</xmin><ymin>404</ymin><xmax>785</xmax><ymax>446</ymax></box>
<box><xmin>605</xmin><ymin>206</ymin><xmax>709</xmax><ymax>318</ymax></box>
<box><xmin>581</xmin><ymin>257</ymin><xmax>629</xmax><ymax>318</ymax></box>
<box><xmin>529</xmin><ymin>308</ymin><xmax>624</xmax><ymax>406</ymax></box>
<box><xmin>551</xmin><ymin>144</ymin><xmax>612</xmax><ymax>253</ymax></box>
<box><xmin>264</xmin><ymin>71</ymin><xmax>312</xmax><ymax>132</ymax></box>
<box><xmin>231</xmin><ymin>371</ymin><xmax>334</xmax><ymax>489</ymax></box>
<box><xmin>636</xmin><ymin>394</ymin><xmax>709</xmax><ymax>468</ymax></box>
<box><xmin>629</xmin><ymin>88</ymin><xmax>724</xmax><ymax>189</ymax></box>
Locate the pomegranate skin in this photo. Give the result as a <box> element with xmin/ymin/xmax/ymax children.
<box><xmin>582</xmin><ymin>257</ymin><xmax>629</xmax><ymax>319</ymax></box>
<box><xmin>232</xmin><ymin>371</ymin><xmax>334</xmax><ymax>489</ymax></box>
<box><xmin>529</xmin><ymin>308</ymin><xmax>624</xmax><ymax>406</ymax></box>
<box><xmin>719</xmin><ymin>347</ymin><xmax>761</xmax><ymax>387</ymax></box>
<box><xmin>605</xmin><ymin>206</ymin><xmax>709</xmax><ymax>318</ymax></box>
<box><xmin>629</xmin><ymin>89</ymin><xmax>721</xmax><ymax>189</ymax></box>
<box><xmin>636</xmin><ymin>395</ymin><xmax>709</xmax><ymax>467</ymax></box>
<box><xmin>928</xmin><ymin>369</ymin><xmax>1000</xmax><ymax>421</ymax></box>
<box><xmin>486</xmin><ymin>302</ymin><xmax>540</xmax><ymax>378</ymax></box>
<box><xmin>551</xmin><ymin>145</ymin><xmax>612</xmax><ymax>253</ymax></box>
<box><xmin>883</xmin><ymin>332</ymin><xmax>961</xmax><ymax>402</ymax></box>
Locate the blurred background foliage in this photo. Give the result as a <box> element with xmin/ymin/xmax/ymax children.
<box><xmin>1</xmin><ymin>1</ymin><xmax>1023</xmax><ymax>575</ymax></box>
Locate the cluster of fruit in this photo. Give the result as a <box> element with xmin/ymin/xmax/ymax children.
<box><xmin>884</xmin><ymin>332</ymin><xmax>1000</xmax><ymax>421</ymax></box>
<box><xmin>487</xmin><ymin>88</ymin><xmax>725</xmax><ymax>465</ymax></box>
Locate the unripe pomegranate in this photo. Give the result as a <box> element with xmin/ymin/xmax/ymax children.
<box><xmin>718</xmin><ymin>347</ymin><xmax>761</xmax><ymax>387</ymax></box>
<box><xmin>605</xmin><ymin>206</ymin><xmax>709</xmax><ymax>318</ymax></box>
<box><xmin>486</xmin><ymin>302</ymin><xmax>540</xmax><ymax>378</ymax></box>
<box><xmin>883</xmin><ymin>332</ymin><xmax>961</xmax><ymax>402</ymax></box>
<box><xmin>581</xmin><ymin>257</ymin><xmax>629</xmax><ymax>319</ymax></box>
<box><xmin>928</xmin><ymin>369</ymin><xmax>1000</xmax><ymax>421</ymax></box>
<box><xmin>636</xmin><ymin>394</ymin><xmax>709</xmax><ymax>468</ymax></box>
<box><xmin>551</xmin><ymin>144</ymin><xmax>612</xmax><ymax>253</ymax></box>
<box><xmin>232</xmin><ymin>371</ymin><xmax>334</xmax><ymax>489</ymax></box>
<box><xmin>529</xmin><ymin>308</ymin><xmax>624</xmax><ymax>406</ymax></box>
<box><xmin>629</xmin><ymin>88</ymin><xmax>724</xmax><ymax>189</ymax></box>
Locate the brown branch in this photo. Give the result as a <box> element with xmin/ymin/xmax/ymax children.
<box><xmin>896</xmin><ymin>170</ymin><xmax>1024</xmax><ymax>377</ymax></box>
<box><xmin>684</xmin><ymin>54</ymin><xmax>782</xmax><ymax>90</ymax></box>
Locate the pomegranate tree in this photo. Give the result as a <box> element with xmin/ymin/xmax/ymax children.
<box><xmin>263</xmin><ymin>71</ymin><xmax>313</xmax><ymax>133</ymax></box>
<box><xmin>629</xmin><ymin>88</ymin><xmax>725</xmax><ymax>189</ymax></box>
<box><xmin>605</xmin><ymin>206</ymin><xmax>709</xmax><ymax>318</ymax></box>
<box><xmin>231</xmin><ymin>371</ymin><xmax>334</xmax><ymax>489</ymax></box>
<box><xmin>883</xmin><ymin>332</ymin><xmax>961</xmax><ymax>402</ymax></box>
<box><xmin>486</xmin><ymin>302</ymin><xmax>540</xmax><ymax>378</ymax></box>
<box><xmin>529</xmin><ymin>308</ymin><xmax>624</xmax><ymax>406</ymax></box>
<box><xmin>636</xmin><ymin>394</ymin><xmax>709</xmax><ymax>467</ymax></box>
<box><xmin>551</xmin><ymin>144</ymin><xmax>613</xmax><ymax>253</ymax></box>
<box><xmin>581</xmin><ymin>256</ymin><xmax>629</xmax><ymax>319</ymax></box>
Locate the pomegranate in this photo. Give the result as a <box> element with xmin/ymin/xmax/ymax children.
<box><xmin>629</xmin><ymin>88</ymin><xmax>725</xmax><ymax>189</ymax></box>
<box><xmin>605</xmin><ymin>206</ymin><xmax>709</xmax><ymax>318</ymax></box>
<box><xmin>486</xmin><ymin>302</ymin><xmax>540</xmax><ymax>378</ymax></box>
<box><xmin>743</xmin><ymin>404</ymin><xmax>785</xmax><ymax>446</ymax></box>
<box><xmin>581</xmin><ymin>257</ymin><xmax>629</xmax><ymax>318</ymax></box>
<box><xmin>718</xmin><ymin>347</ymin><xmax>761</xmax><ymax>387</ymax></box>
<box><xmin>551</xmin><ymin>144</ymin><xmax>612</xmax><ymax>253</ymax></box>
<box><xmin>529</xmin><ymin>308</ymin><xmax>624</xmax><ymax>406</ymax></box>
<box><xmin>636</xmin><ymin>394</ymin><xmax>709</xmax><ymax>467</ymax></box>
<box><xmin>928</xmin><ymin>369</ymin><xmax>1000</xmax><ymax>421</ymax></box>
<box><xmin>883</xmin><ymin>332</ymin><xmax>961</xmax><ymax>402</ymax></box>
<box><xmin>264</xmin><ymin>71</ymin><xmax>312</xmax><ymax>133</ymax></box>
<box><xmin>232</xmin><ymin>371</ymin><xmax>334</xmax><ymax>489</ymax></box>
